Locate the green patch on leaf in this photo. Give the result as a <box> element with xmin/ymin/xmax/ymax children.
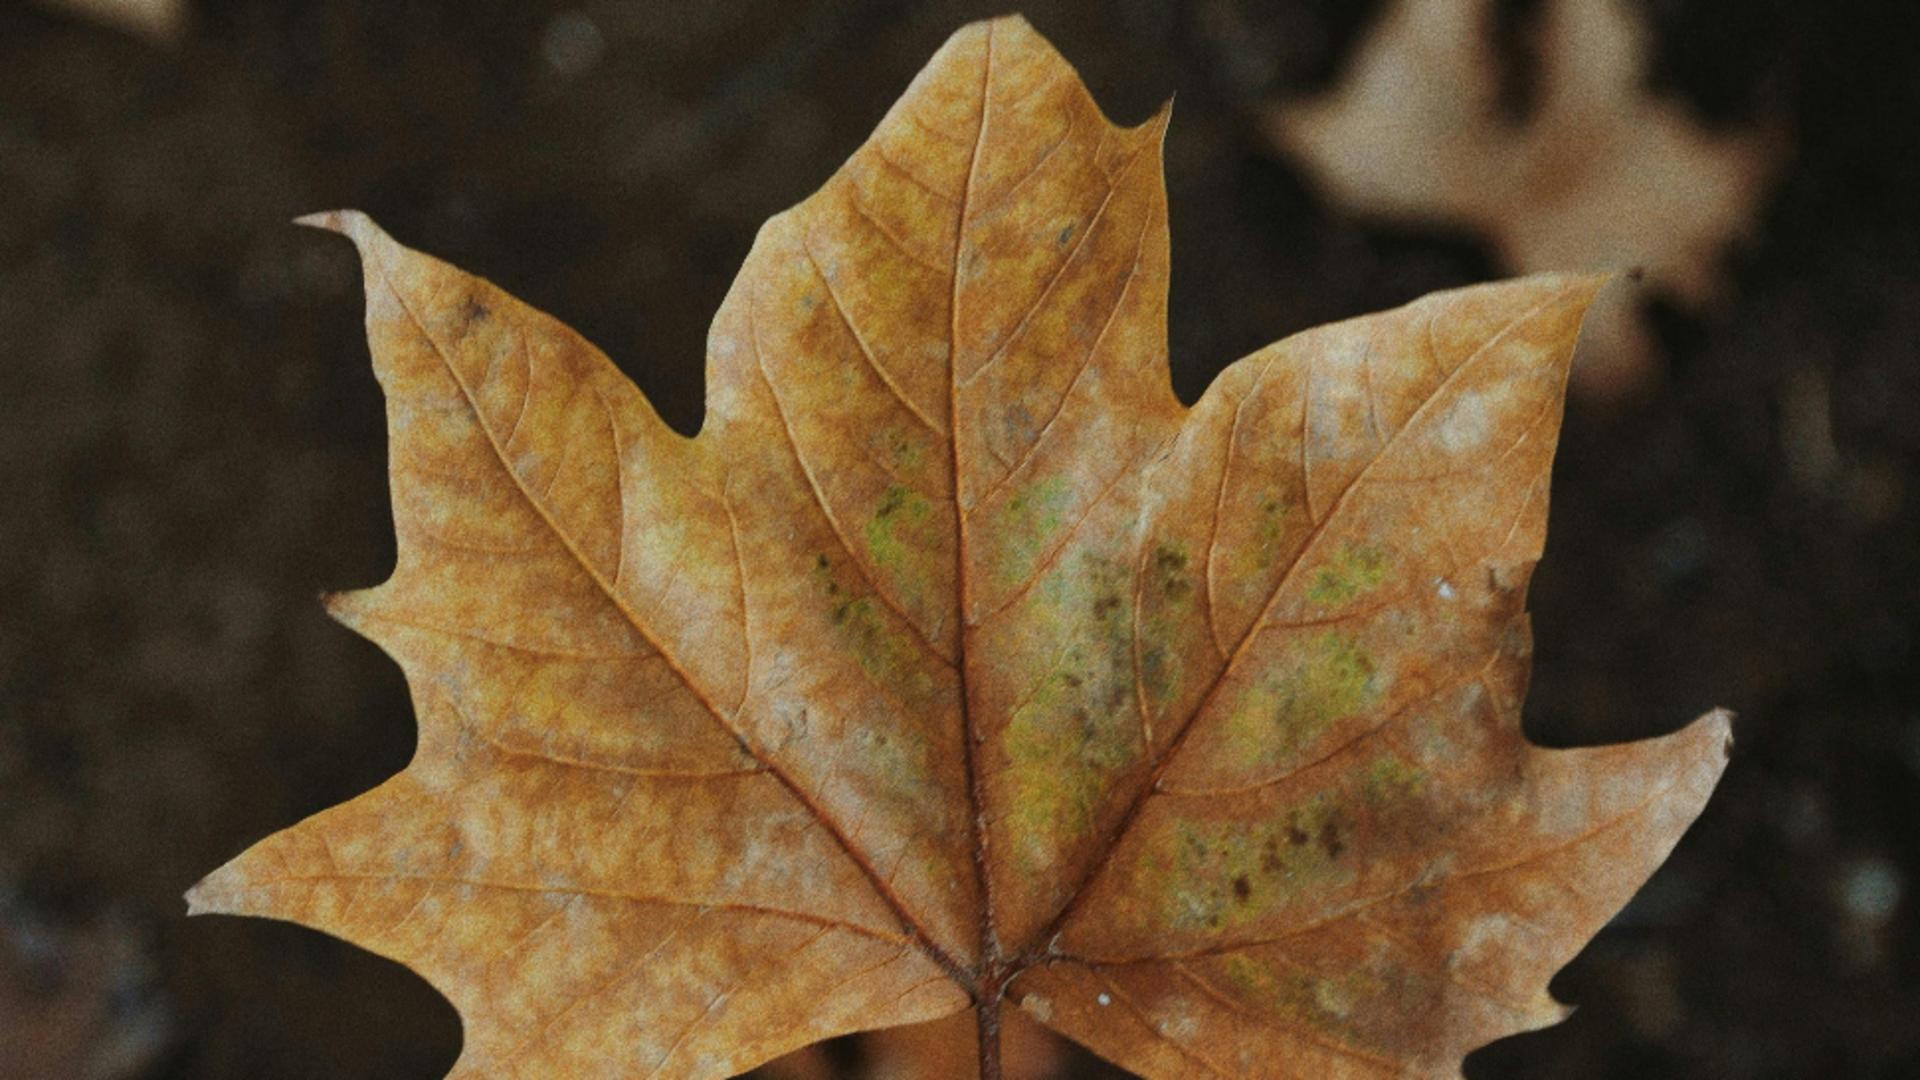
<box><xmin>1150</xmin><ymin>541</ymin><xmax>1193</xmax><ymax>603</ymax></box>
<box><xmin>1221</xmin><ymin>633</ymin><xmax>1376</xmax><ymax>768</ymax></box>
<box><xmin>1002</xmin><ymin>552</ymin><xmax>1146</xmax><ymax>869</ymax></box>
<box><xmin>1220</xmin><ymin>953</ymin><xmax>1385</xmax><ymax>1036</ymax></box>
<box><xmin>811</xmin><ymin>553</ymin><xmax>934</xmax><ymax>701</ymax></box>
<box><xmin>1003</xmin><ymin>675</ymin><xmax>1140</xmax><ymax>871</ymax></box>
<box><xmin>999</xmin><ymin>475</ymin><xmax>1072</xmax><ymax>580</ymax></box>
<box><xmin>1154</xmin><ymin>797</ymin><xmax>1355</xmax><ymax>932</ymax></box>
<box><xmin>865</xmin><ymin>483</ymin><xmax>932</xmax><ymax>570</ymax></box>
<box><xmin>1235</xmin><ymin>491</ymin><xmax>1293</xmax><ymax>574</ymax></box>
<box><xmin>1306</xmin><ymin>543</ymin><xmax>1388</xmax><ymax>605</ymax></box>
<box><xmin>885</xmin><ymin>429</ymin><xmax>923</xmax><ymax>471</ymax></box>
<box><xmin>1363</xmin><ymin>753</ymin><xmax>1428</xmax><ymax>804</ymax></box>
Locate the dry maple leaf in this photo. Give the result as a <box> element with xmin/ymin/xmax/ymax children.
<box><xmin>1267</xmin><ymin>0</ymin><xmax>1779</xmax><ymax>400</ymax></box>
<box><xmin>190</xmin><ymin>16</ymin><xmax>1731</xmax><ymax>1079</ymax></box>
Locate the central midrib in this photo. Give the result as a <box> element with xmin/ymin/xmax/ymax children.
<box><xmin>951</xmin><ymin>21</ymin><xmax>1002</xmax><ymax>998</ymax></box>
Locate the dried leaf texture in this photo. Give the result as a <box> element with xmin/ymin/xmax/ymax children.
<box><xmin>191</xmin><ymin>16</ymin><xmax>1730</xmax><ymax>1079</ymax></box>
<box><xmin>1268</xmin><ymin>0</ymin><xmax>1779</xmax><ymax>399</ymax></box>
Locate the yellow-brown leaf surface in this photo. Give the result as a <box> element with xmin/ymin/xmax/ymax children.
<box><xmin>190</xmin><ymin>16</ymin><xmax>1731</xmax><ymax>1079</ymax></box>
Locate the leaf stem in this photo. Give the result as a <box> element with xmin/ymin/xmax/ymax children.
<box><xmin>976</xmin><ymin>996</ymin><xmax>1002</xmax><ymax>1080</ymax></box>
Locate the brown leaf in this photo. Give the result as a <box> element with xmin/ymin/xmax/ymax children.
<box><xmin>190</xmin><ymin>16</ymin><xmax>1731</xmax><ymax>1078</ymax></box>
<box><xmin>1267</xmin><ymin>0</ymin><xmax>1781</xmax><ymax>401</ymax></box>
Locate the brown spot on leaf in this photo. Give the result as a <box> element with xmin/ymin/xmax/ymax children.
<box><xmin>1318</xmin><ymin>821</ymin><xmax>1345</xmax><ymax>860</ymax></box>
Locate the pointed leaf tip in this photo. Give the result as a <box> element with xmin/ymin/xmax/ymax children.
<box><xmin>1141</xmin><ymin>97</ymin><xmax>1175</xmax><ymax>139</ymax></box>
<box><xmin>1699</xmin><ymin>706</ymin><xmax>1737</xmax><ymax>760</ymax></box>
<box><xmin>183</xmin><ymin>871</ymin><xmax>226</xmax><ymax>917</ymax></box>
<box><xmin>293</xmin><ymin>209</ymin><xmax>346</xmax><ymax>232</ymax></box>
<box><xmin>1550</xmin><ymin>269</ymin><xmax>1615</xmax><ymax>306</ymax></box>
<box><xmin>293</xmin><ymin>209</ymin><xmax>383</xmax><ymax>247</ymax></box>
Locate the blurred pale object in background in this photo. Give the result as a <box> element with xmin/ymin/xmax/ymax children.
<box><xmin>1269</xmin><ymin>0</ymin><xmax>1781</xmax><ymax>401</ymax></box>
<box><xmin>0</xmin><ymin>892</ymin><xmax>169</xmax><ymax>1080</ymax></box>
<box><xmin>33</xmin><ymin>0</ymin><xmax>183</xmax><ymax>42</ymax></box>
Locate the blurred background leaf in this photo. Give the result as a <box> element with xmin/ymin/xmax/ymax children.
<box><xmin>1268</xmin><ymin>0</ymin><xmax>1782</xmax><ymax>402</ymax></box>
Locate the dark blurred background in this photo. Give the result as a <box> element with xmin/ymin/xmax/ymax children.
<box><xmin>2</xmin><ymin>0</ymin><xmax>1915</xmax><ymax>1077</ymax></box>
